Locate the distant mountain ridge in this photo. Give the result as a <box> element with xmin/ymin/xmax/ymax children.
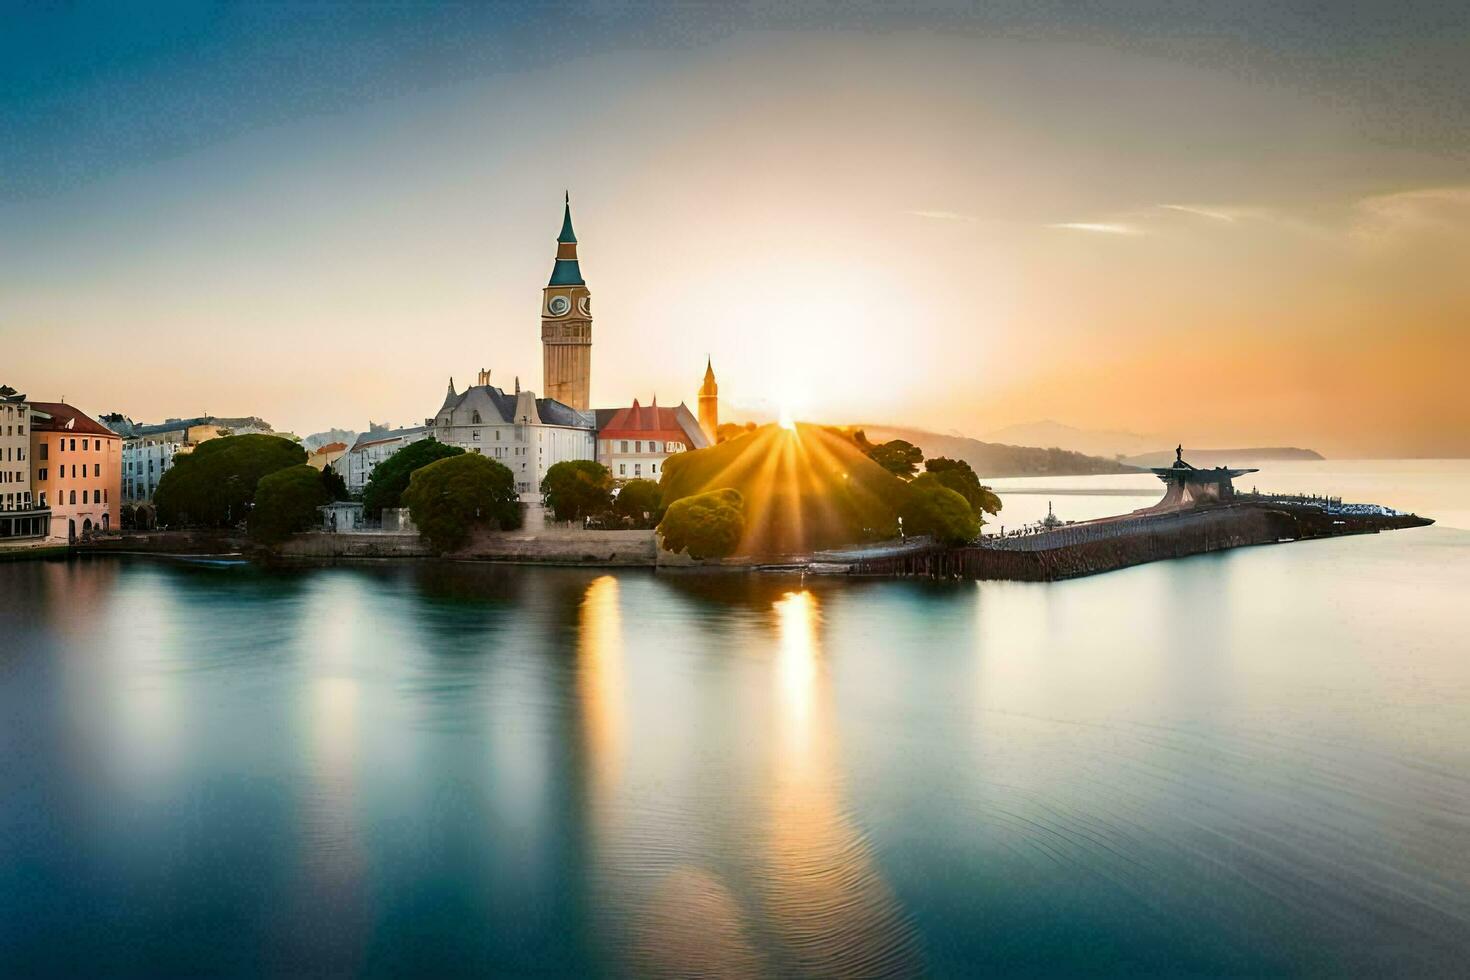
<box><xmin>982</xmin><ymin>420</ymin><xmax>1163</xmax><ymax>459</ymax></box>
<box><xmin>859</xmin><ymin>425</ymin><xmax>1142</xmax><ymax>478</ymax></box>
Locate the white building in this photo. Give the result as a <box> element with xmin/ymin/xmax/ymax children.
<box><xmin>335</xmin><ymin>426</ymin><xmax>430</xmax><ymax>495</ymax></box>
<box><xmin>428</xmin><ymin>371</ymin><xmax>595</xmax><ymax>498</ymax></box>
<box><xmin>593</xmin><ymin>398</ymin><xmax>709</xmax><ymax>482</ymax></box>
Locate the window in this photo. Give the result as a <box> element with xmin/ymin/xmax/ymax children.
<box><xmin>495</xmin><ymin>430</ymin><xmax>501</xmax><ymax>441</ymax></box>
<box><xmin>38</xmin><ymin>492</ymin><xmax>46</xmax><ymax>507</ymax></box>
<box><xmin>619</xmin><ymin>464</ymin><xmax>626</xmax><ymax>475</ymax></box>
<box><xmin>69</xmin><ymin>490</ymin><xmax>76</xmax><ymax>504</ymax></box>
<box><xmin>652</xmin><ymin>463</ymin><xmax>657</xmax><ymax>473</ymax></box>
<box><xmin>104</xmin><ymin>489</ymin><xmax>108</xmax><ymax>503</ymax></box>
<box><xmin>70</xmin><ymin>439</ymin><xmax>76</xmax><ymax>451</ymax></box>
<box><xmin>38</xmin><ymin>468</ymin><xmax>46</xmax><ymax>481</ymax></box>
<box><xmin>620</xmin><ymin>441</ymin><xmax>628</xmax><ymax>453</ymax></box>
<box><xmin>82</xmin><ymin>490</ymin><xmax>89</xmax><ymax>504</ymax></box>
<box><xmin>635</xmin><ymin>441</ymin><xmax>642</xmax><ymax>453</ymax></box>
<box><xmin>94</xmin><ymin>464</ymin><xmax>100</xmax><ymax>477</ymax></box>
<box><xmin>634</xmin><ymin>464</ymin><xmax>642</xmax><ymax>477</ymax></box>
<box><xmin>472</xmin><ymin>411</ymin><xmax>482</xmax><ymax>424</ymax></box>
<box><xmin>82</xmin><ymin>438</ymin><xmax>89</xmax><ymax>450</ymax></box>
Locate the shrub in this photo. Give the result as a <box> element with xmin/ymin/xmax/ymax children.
<box><xmin>361</xmin><ymin>439</ymin><xmax>463</xmax><ymax>518</ymax></box>
<box><xmin>249</xmin><ymin>465</ymin><xmax>329</xmax><ymax>544</ymax></box>
<box><xmin>540</xmin><ymin>459</ymin><xmax>613</xmax><ymax>523</ymax></box>
<box><xmin>657</xmin><ymin>488</ymin><xmax>745</xmax><ymax>559</ymax></box>
<box><xmin>402</xmin><ymin>453</ymin><xmax>520</xmax><ymax>553</ymax></box>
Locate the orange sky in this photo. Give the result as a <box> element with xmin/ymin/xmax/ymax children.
<box><xmin>3</xmin><ymin>24</ymin><xmax>1467</xmax><ymax>457</ymax></box>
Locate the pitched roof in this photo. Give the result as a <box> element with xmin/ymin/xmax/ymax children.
<box><xmin>598</xmin><ymin>399</ymin><xmax>709</xmax><ymax>448</ymax></box>
<box><xmin>29</xmin><ymin>402</ymin><xmax>119</xmax><ymax>437</ymax></box>
<box><xmin>312</xmin><ymin>441</ymin><xmax>348</xmax><ymax>455</ymax></box>
<box><xmin>346</xmin><ymin>426</ymin><xmax>427</xmax><ymax>453</ymax></box>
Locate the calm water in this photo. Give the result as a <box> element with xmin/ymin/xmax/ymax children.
<box><xmin>3</xmin><ymin>468</ymin><xmax>1470</xmax><ymax>976</ymax></box>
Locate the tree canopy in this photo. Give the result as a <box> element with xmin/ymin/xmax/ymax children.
<box><xmin>866</xmin><ymin>439</ymin><xmax>924</xmax><ymax>479</ymax></box>
<box><xmin>319</xmin><ymin>464</ymin><xmax>350</xmax><ymax>502</ymax></box>
<box><xmin>540</xmin><ymin>459</ymin><xmax>613</xmax><ymax>522</ymax></box>
<box><xmin>249</xmin><ymin>465</ymin><xmax>329</xmax><ymax>544</ymax></box>
<box><xmin>154</xmin><ymin>434</ymin><xmax>306</xmax><ymax>527</ymax></box>
<box><xmin>902</xmin><ymin>478</ymin><xmax>981</xmax><ymax>545</ymax></box>
<box><xmin>402</xmin><ymin>453</ymin><xmax>521</xmax><ymax>553</ymax></box>
<box><xmin>657</xmin><ymin>488</ymin><xmax>745</xmax><ymax>559</ymax></box>
<box><xmin>923</xmin><ymin>457</ymin><xmax>1002</xmax><ymax>517</ymax></box>
<box><xmin>361</xmin><ymin>439</ymin><xmax>464</xmax><ymax>517</ymax></box>
<box><xmin>613</xmin><ymin>478</ymin><xmax>662</xmax><ymax>528</ymax></box>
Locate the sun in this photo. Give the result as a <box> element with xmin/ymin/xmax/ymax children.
<box><xmin>779</xmin><ymin>403</ymin><xmax>797</xmax><ymax>431</ymax></box>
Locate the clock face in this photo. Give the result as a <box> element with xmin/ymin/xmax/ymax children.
<box><xmin>578</xmin><ymin>296</ymin><xmax>592</xmax><ymax>316</ymax></box>
<box><xmin>547</xmin><ymin>295</ymin><xmax>571</xmax><ymax>316</ymax></box>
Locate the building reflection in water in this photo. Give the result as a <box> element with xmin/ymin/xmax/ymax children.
<box><xmin>764</xmin><ymin>590</ymin><xmax>922</xmax><ymax>976</ymax></box>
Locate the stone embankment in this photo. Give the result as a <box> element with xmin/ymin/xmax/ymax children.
<box><xmin>841</xmin><ymin>502</ymin><xmax>1433</xmax><ymax>582</ymax></box>
<box><xmin>275</xmin><ymin>526</ymin><xmax>658</xmax><ymax>566</ymax></box>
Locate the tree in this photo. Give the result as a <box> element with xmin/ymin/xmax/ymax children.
<box><xmin>613</xmin><ymin>478</ymin><xmax>662</xmax><ymax>528</ymax></box>
<box><xmin>154</xmin><ymin>434</ymin><xmax>306</xmax><ymax>527</ymax></box>
<box><xmin>901</xmin><ymin>479</ymin><xmax>980</xmax><ymax>545</ymax></box>
<box><xmin>866</xmin><ymin>439</ymin><xmax>924</xmax><ymax>479</ymax></box>
<box><xmin>923</xmin><ymin>457</ymin><xmax>1002</xmax><ymax>517</ymax></box>
<box><xmin>657</xmin><ymin>488</ymin><xmax>745</xmax><ymax>559</ymax></box>
<box><xmin>361</xmin><ymin>439</ymin><xmax>464</xmax><ymax>518</ymax></box>
<box><xmin>249</xmin><ymin>464</ymin><xmax>329</xmax><ymax>544</ymax></box>
<box><xmin>402</xmin><ymin>453</ymin><xmax>521</xmax><ymax>553</ymax></box>
<box><xmin>319</xmin><ymin>464</ymin><xmax>350</xmax><ymax>502</ymax></box>
<box><xmin>540</xmin><ymin>459</ymin><xmax>613</xmax><ymax>523</ymax></box>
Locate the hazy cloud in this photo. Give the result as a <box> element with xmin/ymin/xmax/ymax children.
<box><xmin>1157</xmin><ymin>204</ymin><xmax>1238</xmax><ymax>223</ymax></box>
<box><xmin>906</xmin><ymin>209</ymin><xmax>976</xmax><ymax>222</ymax></box>
<box><xmin>1047</xmin><ymin>222</ymin><xmax>1141</xmax><ymax>235</ymax></box>
<box><xmin>1352</xmin><ymin>186</ymin><xmax>1470</xmax><ymax>247</ymax></box>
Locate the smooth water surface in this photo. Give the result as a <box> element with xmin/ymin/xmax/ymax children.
<box><xmin>4</xmin><ymin>481</ymin><xmax>1470</xmax><ymax>975</ymax></box>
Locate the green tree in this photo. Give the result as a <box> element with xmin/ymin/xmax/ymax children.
<box><xmin>319</xmin><ymin>464</ymin><xmax>350</xmax><ymax>502</ymax></box>
<box><xmin>866</xmin><ymin>439</ymin><xmax>924</xmax><ymax>479</ymax></box>
<box><xmin>657</xmin><ymin>488</ymin><xmax>745</xmax><ymax>559</ymax></box>
<box><xmin>901</xmin><ymin>479</ymin><xmax>980</xmax><ymax>545</ymax></box>
<box><xmin>540</xmin><ymin>459</ymin><xmax>613</xmax><ymax>523</ymax></box>
<box><xmin>154</xmin><ymin>434</ymin><xmax>306</xmax><ymax>527</ymax></box>
<box><xmin>613</xmin><ymin>478</ymin><xmax>663</xmax><ymax>528</ymax></box>
<box><xmin>361</xmin><ymin>439</ymin><xmax>464</xmax><ymax>518</ymax></box>
<box><xmin>402</xmin><ymin>453</ymin><xmax>521</xmax><ymax>553</ymax></box>
<box><xmin>249</xmin><ymin>464</ymin><xmax>329</xmax><ymax>544</ymax></box>
<box><xmin>923</xmin><ymin>457</ymin><xmax>1002</xmax><ymax>517</ymax></box>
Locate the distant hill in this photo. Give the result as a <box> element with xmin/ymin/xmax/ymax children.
<box><xmin>302</xmin><ymin>428</ymin><xmax>359</xmax><ymax>452</ymax></box>
<box><xmin>1124</xmin><ymin>447</ymin><xmax>1325</xmax><ymax>468</ymax></box>
<box><xmin>860</xmin><ymin>425</ymin><xmax>1142</xmax><ymax>478</ymax></box>
<box><xmin>983</xmin><ymin>420</ymin><xmax>1162</xmax><ymax>459</ymax></box>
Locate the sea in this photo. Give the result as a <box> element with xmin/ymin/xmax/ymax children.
<box><xmin>2</xmin><ymin>460</ymin><xmax>1467</xmax><ymax>976</ymax></box>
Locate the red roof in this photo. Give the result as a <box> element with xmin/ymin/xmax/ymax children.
<box><xmin>29</xmin><ymin>402</ymin><xmax>119</xmax><ymax>437</ymax></box>
<box><xmin>313</xmin><ymin>441</ymin><xmax>348</xmax><ymax>455</ymax></box>
<box><xmin>598</xmin><ymin>399</ymin><xmax>695</xmax><ymax>443</ymax></box>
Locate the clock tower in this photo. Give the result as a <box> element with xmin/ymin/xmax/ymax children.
<box><xmin>541</xmin><ymin>193</ymin><xmax>592</xmax><ymax>411</ymax></box>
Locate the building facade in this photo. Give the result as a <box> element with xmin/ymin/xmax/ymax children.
<box><xmin>30</xmin><ymin>402</ymin><xmax>121</xmax><ymax>542</ymax></box>
<box><xmin>595</xmin><ymin>398</ymin><xmax>709</xmax><ymax>482</ymax></box>
<box><xmin>306</xmin><ymin>441</ymin><xmax>348</xmax><ymax>471</ymax></box>
<box><xmin>0</xmin><ymin>385</ymin><xmax>49</xmax><ymax>539</ymax></box>
<box><xmin>335</xmin><ymin>426</ymin><xmax>429</xmax><ymax>495</ymax></box>
<box><xmin>430</xmin><ymin>371</ymin><xmax>595</xmax><ymax>498</ymax></box>
<box><xmin>698</xmin><ymin>359</ymin><xmax>719</xmax><ymax>443</ymax></box>
<box><xmin>542</xmin><ymin>194</ymin><xmax>593</xmax><ymax>411</ymax></box>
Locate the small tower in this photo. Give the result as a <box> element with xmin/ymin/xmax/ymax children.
<box><xmin>698</xmin><ymin>358</ymin><xmax>719</xmax><ymax>443</ymax></box>
<box><xmin>541</xmin><ymin>192</ymin><xmax>592</xmax><ymax>411</ymax></box>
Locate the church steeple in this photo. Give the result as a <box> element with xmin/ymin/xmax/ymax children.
<box><xmin>549</xmin><ymin>192</ymin><xmax>584</xmax><ymax>286</ymax></box>
<box><xmin>698</xmin><ymin>358</ymin><xmax>719</xmax><ymax>442</ymax></box>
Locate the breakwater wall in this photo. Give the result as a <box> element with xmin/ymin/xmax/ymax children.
<box><xmin>846</xmin><ymin>503</ymin><xmax>1432</xmax><ymax>581</ymax></box>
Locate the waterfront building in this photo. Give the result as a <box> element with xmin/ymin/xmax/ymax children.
<box><xmin>541</xmin><ymin>194</ymin><xmax>592</xmax><ymax>411</ymax></box>
<box><xmin>594</xmin><ymin>397</ymin><xmax>709</xmax><ymax>482</ymax></box>
<box><xmin>112</xmin><ymin>416</ymin><xmax>275</xmax><ymax>502</ymax></box>
<box><xmin>0</xmin><ymin>385</ymin><xmax>50</xmax><ymax>540</ymax></box>
<box><xmin>30</xmin><ymin>402</ymin><xmax>121</xmax><ymax>542</ymax></box>
<box><xmin>698</xmin><ymin>359</ymin><xmax>719</xmax><ymax>443</ymax></box>
<box><xmin>429</xmin><ymin>370</ymin><xmax>595</xmax><ymax>498</ymax></box>
<box><xmin>1150</xmin><ymin>445</ymin><xmax>1259</xmax><ymax>509</ymax></box>
<box><xmin>336</xmin><ymin>426</ymin><xmax>429</xmax><ymax>495</ymax></box>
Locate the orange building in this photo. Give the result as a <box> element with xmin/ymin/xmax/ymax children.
<box><xmin>30</xmin><ymin>402</ymin><xmax>121</xmax><ymax>542</ymax></box>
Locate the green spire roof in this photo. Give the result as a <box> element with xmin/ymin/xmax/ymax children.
<box><xmin>559</xmin><ymin>191</ymin><xmax>576</xmax><ymax>244</ymax></box>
